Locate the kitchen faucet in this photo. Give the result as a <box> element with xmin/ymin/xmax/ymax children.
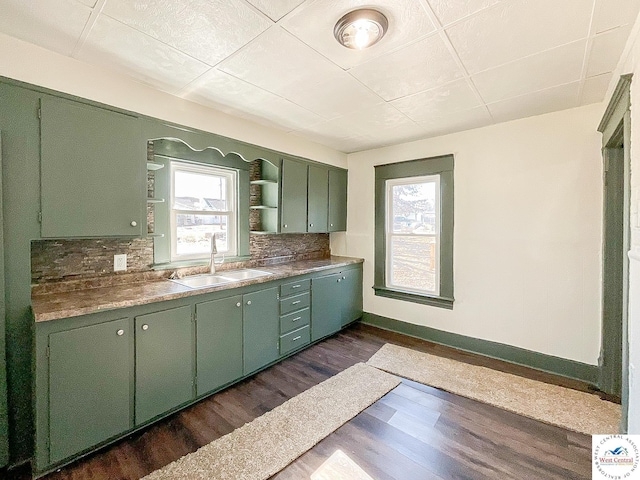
<box><xmin>210</xmin><ymin>233</ymin><xmax>218</xmax><ymax>274</ymax></box>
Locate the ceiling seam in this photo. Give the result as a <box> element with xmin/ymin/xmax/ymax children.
<box><xmin>577</xmin><ymin>0</ymin><xmax>599</xmax><ymax>105</ymax></box>
<box><xmin>71</xmin><ymin>0</ymin><xmax>107</xmax><ymax>58</ymax></box>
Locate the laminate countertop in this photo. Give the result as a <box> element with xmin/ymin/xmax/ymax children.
<box><xmin>32</xmin><ymin>256</ymin><xmax>363</xmax><ymax>323</ymax></box>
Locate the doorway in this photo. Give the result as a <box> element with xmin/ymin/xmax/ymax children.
<box><xmin>598</xmin><ymin>74</ymin><xmax>631</xmax><ymax>430</ymax></box>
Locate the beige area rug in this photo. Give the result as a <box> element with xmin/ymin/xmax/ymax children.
<box><xmin>143</xmin><ymin>363</ymin><xmax>400</xmax><ymax>480</ymax></box>
<box><xmin>367</xmin><ymin>343</ymin><xmax>621</xmax><ymax>435</ymax></box>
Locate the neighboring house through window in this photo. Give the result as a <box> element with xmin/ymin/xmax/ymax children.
<box><xmin>374</xmin><ymin>155</ymin><xmax>454</xmax><ymax>308</ymax></box>
<box><xmin>170</xmin><ymin>161</ymin><xmax>237</xmax><ymax>261</ymax></box>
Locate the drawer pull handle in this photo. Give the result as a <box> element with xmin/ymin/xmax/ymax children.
<box><xmin>293</xmin><ymin>336</ymin><xmax>301</xmax><ymax>341</ymax></box>
<box><xmin>292</xmin><ymin>316</ymin><xmax>302</xmax><ymax>322</ymax></box>
<box><xmin>116</xmin><ymin>329</ymin><xmax>124</xmax><ymax>336</ymax></box>
<box><xmin>291</xmin><ymin>285</ymin><xmax>301</xmax><ymax>289</ymax></box>
<box><xmin>291</xmin><ymin>300</ymin><xmax>301</xmax><ymax>305</ymax></box>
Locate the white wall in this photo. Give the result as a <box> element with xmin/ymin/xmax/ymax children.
<box><xmin>0</xmin><ymin>33</ymin><xmax>347</xmax><ymax>169</ymax></box>
<box><xmin>606</xmin><ymin>11</ymin><xmax>640</xmax><ymax>434</ymax></box>
<box><xmin>340</xmin><ymin>105</ymin><xmax>604</xmax><ymax>365</ymax></box>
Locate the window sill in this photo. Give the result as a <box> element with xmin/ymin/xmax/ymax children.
<box><xmin>153</xmin><ymin>255</ymin><xmax>252</xmax><ymax>271</ymax></box>
<box><xmin>373</xmin><ymin>286</ymin><xmax>454</xmax><ymax>309</ymax></box>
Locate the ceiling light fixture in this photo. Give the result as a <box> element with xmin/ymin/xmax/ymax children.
<box><xmin>334</xmin><ymin>9</ymin><xmax>388</xmax><ymax>50</ymax></box>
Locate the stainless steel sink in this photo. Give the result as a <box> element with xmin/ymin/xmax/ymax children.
<box><xmin>170</xmin><ymin>269</ymin><xmax>273</xmax><ymax>289</ymax></box>
<box><xmin>217</xmin><ymin>269</ymin><xmax>273</xmax><ymax>281</ymax></box>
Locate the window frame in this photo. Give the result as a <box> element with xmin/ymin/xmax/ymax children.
<box><xmin>169</xmin><ymin>161</ymin><xmax>238</xmax><ymax>262</ymax></box>
<box><xmin>374</xmin><ymin>155</ymin><xmax>454</xmax><ymax>309</ymax></box>
<box><xmin>385</xmin><ymin>174</ymin><xmax>441</xmax><ymax>297</ymax></box>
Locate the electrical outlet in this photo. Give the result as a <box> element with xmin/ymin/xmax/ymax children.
<box><xmin>114</xmin><ymin>254</ymin><xmax>127</xmax><ymax>272</ymax></box>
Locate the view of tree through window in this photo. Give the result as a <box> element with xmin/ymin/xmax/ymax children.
<box><xmin>171</xmin><ymin>163</ymin><xmax>237</xmax><ymax>260</ymax></box>
<box><xmin>386</xmin><ymin>175</ymin><xmax>440</xmax><ymax>295</ymax></box>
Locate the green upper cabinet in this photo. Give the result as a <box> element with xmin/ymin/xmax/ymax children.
<box><xmin>243</xmin><ymin>288</ymin><xmax>279</xmax><ymax>375</ymax></box>
<box><xmin>40</xmin><ymin>97</ymin><xmax>145</xmax><ymax>238</ymax></box>
<box><xmin>307</xmin><ymin>165</ymin><xmax>329</xmax><ymax>233</ymax></box>
<box><xmin>280</xmin><ymin>158</ymin><xmax>308</xmax><ymax>233</ymax></box>
<box><xmin>328</xmin><ymin>169</ymin><xmax>348</xmax><ymax>232</ymax></box>
<box><xmin>48</xmin><ymin>318</ymin><xmax>131</xmax><ymax>464</ymax></box>
<box><xmin>196</xmin><ymin>295</ymin><xmax>243</xmax><ymax>396</ymax></box>
<box><xmin>135</xmin><ymin>306</ymin><xmax>194</xmax><ymax>425</ymax></box>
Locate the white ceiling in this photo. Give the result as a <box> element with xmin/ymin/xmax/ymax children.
<box><xmin>0</xmin><ymin>0</ymin><xmax>638</xmax><ymax>153</ymax></box>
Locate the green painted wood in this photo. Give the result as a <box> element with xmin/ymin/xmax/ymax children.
<box><xmin>280</xmin><ymin>158</ymin><xmax>308</xmax><ymax>233</ymax></box>
<box><xmin>0</xmin><ymin>133</ymin><xmax>8</xmax><ymax>468</ymax></box>
<box><xmin>311</xmin><ymin>273</ymin><xmax>342</xmax><ymax>341</ymax></box>
<box><xmin>279</xmin><ymin>325</ymin><xmax>310</xmax><ymax>355</ymax></box>
<box><xmin>328</xmin><ymin>169</ymin><xmax>348</xmax><ymax>232</ymax></box>
<box><xmin>280</xmin><ymin>279</ymin><xmax>310</xmax><ymax>297</ymax></box>
<box><xmin>195</xmin><ymin>295</ymin><xmax>243</xmax><ymax>396</ymax></box>
<box><xmin>49</xmin><ymin>318</ymin><xmax>131</xmax><ymax>463</ymax></box>
<box><xmin>0</xmin><ymin>82</ymin><xmax>46</xmax><ymax>464</ymax></box>
<box><xmin>40</xmin><ymin>97</ymin><xmax>145</xmax><ymax>237</ymax></box>
<box><xmin>342</xmin><ymin>267</ymin><xmax>363</xmax><ymax>326</ymax></box>
<box><xmin>135</xmin><ymin>306</ymin><xmax>194</xmax><ymax>425</ymax></box>
<box><xmin>374</xmin><ymin>155</ymin><xmax>454</xmax><ymax>307</ymax></box>
<box><xmin>307</xmin><ymin>165</ymin><xmax>328</xmax><ymax>233</ymax></box>
<box><xmin>361</xmin><ymin>313</ymin><xmax>600</xmax><ymax>385</ymax></box>
<box><xmin>243</xmin><ymin>288</ymin><xmax>279</xmax><ymax>375</ymax></box>
<box><xmin>279</xmin><ymin>292</ymin><xmax>310</xmax><ymax>316</ymax></box>
<box><xmin>279</xmin><ymin>308</ymin><xmax>310</xmax><ymax>335</ymax></box>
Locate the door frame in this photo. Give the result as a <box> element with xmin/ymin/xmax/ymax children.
<box><xmin>597</xmin><ymin>74</ymin><xmax>632</xmax><ymax>431</ymax></box>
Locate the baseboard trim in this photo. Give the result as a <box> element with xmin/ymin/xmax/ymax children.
<box><xmin>361</xmin><ymin>312</ymin><xmax>600</xmax><ymax>386</ymax></box>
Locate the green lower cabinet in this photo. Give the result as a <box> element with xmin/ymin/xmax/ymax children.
<box><xmin>196</xmin><ymin>296</ymin><xmax>243</xmax><ymax>396</ymax></box>
<box><xmin>243</xmin><ymin>288</ymin><xmax>279</xmax><ymax>375</ymax></box>
<box><xmin>341</xmin><ymin>268</ymin><xmax>363</xmax><ymax>326</ymax></box>
<box><xmin>311</xmin><ymin>273</ymin><xmax>342</xmax><ymax>341</ymax></box>
<box><xmin>135</xmin><ymin>306</ymin><xmax>194</xmax><ymax>425</ymax></box>
<box><xmin>48</xmin><ymin>318</ymin><xmax>131</xmax><ymax>464</ymax></box>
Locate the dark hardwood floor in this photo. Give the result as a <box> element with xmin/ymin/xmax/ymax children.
<box><xmin>10</xmin><ymin>323</ymin><xmax>598</xmax><ymax>479</ymax></box>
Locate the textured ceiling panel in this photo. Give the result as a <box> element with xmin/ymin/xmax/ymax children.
<box><xmin>447</xmin><ymin>0</ymin><xmax>593</xmax><ymax>74</ymax></box>
<box><xmin>391</xmin><ymin>79</ymin><xmax>480</xmax><ymax>123</ymax></box>
<box><xmin>77</xmin><ymin>14</ymin><xmax>210</xmax><ymax>93</ymax></box>
<box><xmin>281</xmin><ymin>0</ymin><xmax>435</xmax><ymax>69</ymax></box>
<box><xmin>323</xmin><ymin>103</ymin><xmax>418</xmax><ymax>138</ymax></box>
<box><xmin>0</xmin><ymin>0</ymin><xmax>91</xmax><ymax>56</ymax></box>
<box><xmin>103</xmin><ymin>0</ymin><xmax>272</xmax><ymax>66</ymax></box>
<box><xmin>244</xmin><ymin>0</ymin><xmax>306</xmax><ymax>21</ymax></box>
<box><xmin>417</xmin><ymin>106</ymin><xmax>493</xmax><ymax>138</ymax></box>
<box><xmin>487</xmin><ymin>82</ymin><xmax>581</xmax><ymax>124</ymax></box>
<box><xmin>593</xmin><ymin>0</ymin><xmax>640</xmax><ymax>33</ymax></box>
<box><xmin>217</xmin><ymin>26</ymin><xmax>343</xmax><ymax>97</ymax></box>
<box><xmin>349</xmin><ymin>34</ymin><xmax>463</xmax><ymax>101</ymax></box>
<box><xmin>587</xmin><ymin>25</ymin><xmax>633</xmax><ymax>77</ymax></box>
<box><xmin>472</xmin><ymin>40</ymin><xmax>586</xmax><ymax>104</ymax></box>
<box><xmin>427</xmin><ymin>0</ymin><xmax>501</xmax><ymax>26</ymax></box>
<box><xmin>76</xmin><ymin>0</ymin><xmax>97</xmax><ymax>6</ymax></box>
<box><xmin>285</xmin><ymin>72</ymin><xmax>385</xmax><ymax>120</ymax></box>
<box><xmin>582</xmin><ymin>73</ymin><xmax>613</xmax><ymax>105</ymax></box>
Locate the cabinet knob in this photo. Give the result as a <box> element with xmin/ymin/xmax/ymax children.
<box><xmin>141</xmin><ymin>324</ymin><xmax>149</xmax><ymax>331</ymax></box>
<box><xmin>236</xmin><ymin>302</ymin><xmax>241</xmax><ymax>307</ymax></box>
<box><xmin>309</xmin><ymin>223</ymin><xmax>313</xmax><ymax>227</ymax></box>
<box><xmin>246</xmin><ymin>300</ymin><xmax>252</xmax><ymax>306</ymax></box>
<box><xmin>284</xmin><ymin>224</ymin><xmax>288</xmax><ymax>228</ymax></box>
<box><xmin>337</xmin><ymin>278</ymin><xmax>342</xmax><ymax>282</ymax></box>
<box><xmin>330</xmin><ymin>223</ymin><xmax>334</xmax><ymax>227</ymax></box>
<box><xmin>130</xmin><ymin>221</ymin><xmax>137</xmax><ymax>227</ymax></box>
<box><xmin>342</xmin><ymin>276</ymin><xmax>346</xmax><ymax>280</ymax></box>
<box><xmin>116</xmin><ymin>329</ymin><xmax>124</xmax><ymax>336</ymax></box>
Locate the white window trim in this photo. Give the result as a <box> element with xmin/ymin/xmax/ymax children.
<box><xmin>169</xmin><ymin>161</ymin><xmax>238</xmax><ymax>262</ymax></box>
<box><xmin>385</xmin><ymin>174</ymin><xmax>441</xmax><ymax>297</ymax></box>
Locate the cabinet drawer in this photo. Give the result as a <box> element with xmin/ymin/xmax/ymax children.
<box><xmin>280</xmin><ymin>308</ymin><xmax>310</xmax><ymax>335</ymax></box>
<box><xmin>280</xmin><ymin>325</ymin><xmax>310</xmax><ymax>356</ymax></box>
<box><xmin>279</xmin><ymin>291</ymin><xmax>310</xmax><ymax>316</ymax></box>
<box><xmin>280</xmin><ymin>279</ymin><xmax>310</xmax><ymax>297</ymax></box>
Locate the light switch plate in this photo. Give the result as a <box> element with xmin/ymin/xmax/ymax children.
<box><xmin>114</xmin><ymin>254</ymin><xmax>127</xmax><ymax>272</ymax></box>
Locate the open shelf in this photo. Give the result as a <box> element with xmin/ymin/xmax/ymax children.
<box><xmin>250</xmin><ymin>179</ymin><xmax>278</xmax><ymax>185</ymax></box>
<box><xmin>250</xmin><ymin>205</ymin><xmax>277</xmax><ymax>210</ymax></box>
<box><xmin>147</xmin><ymin>198</ymin><xmax>165</xmax><ymax>204</ymax></box>
<box><xmin>146</xmin><ymin>161</ymin><xmax>164</xmax><ymax>171</ymax></box>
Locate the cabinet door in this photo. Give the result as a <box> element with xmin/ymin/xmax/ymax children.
<box><xmin>311</xmin><ymin>273</ymin><xmax>342</xmax><ymax>341</ymax></box>
<box><xmin>196</xmin><ymin>295</ymin><xmax>243</xmax><ymax>396</ymax></box>
<box><xmin>280</xmin><ymin>158</ymin><xmax>308</xmax><ymax>233</ymax></box>
<box><xmin>243</xmin><ymin>288</ymin><xmax>279</xmax><ymax>375</ymax></box>
<box><xmin>328</xmin><ymin>169</ymin><xmax>348</xmax><ymax>232</ymax></box>
<box><xmin>135</xmin><ymin>306</ymin><xmax>193</xmax><ymax>425</ymax></box>
<box><xmin>49</xmin><ymin>319</ymin><xmax>131</xmax><ymax>463</ymax></box>
<box><xmin>40</xmin><ymin>97</ymin><xmax>144</xmax><ymax>237</ymax></box>
<box><xmin>341</xmin><ymin>268</ymin><xmax>363</xmax><ymax>326</ymax></box>
<box><xmin>307</xmin><ymin>165</ymin><xmax>328</xmax><ymax>233</ymax></box>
